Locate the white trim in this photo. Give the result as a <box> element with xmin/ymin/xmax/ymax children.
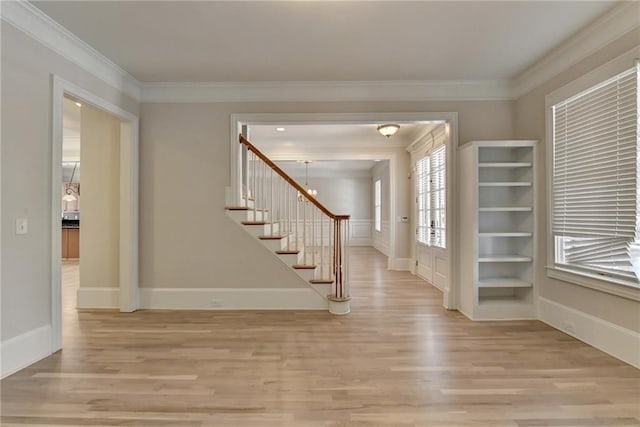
<box><xmin>417</xmin><ymin>264</ymin><xmax>446</xmax><ymax>292</ymax></box>
<box><xmin>76</xmin><ymin>287</ymin><xmax>120</xmax><ymax>309</ymax></box>
<box><xmin>1</xmin><ymin>325</ymin><xmax>52</xmax><ymax>379</ymax></box>
<box><xmin>539</xmin><ymin>297</ymin><xmax>640</xmax><ymax>368</ymax></box>
<box><xmin>51</xmin><ymin>76</ymin><xmax>140</xmax><ymax>353</ymax></box>
<box><xmin>229</xmin><ymin>112</ymin><xmax>459</xmax><ymax>303</ymax></box>
<box><xmin>390</xmin><ymin>258</ymin><xmax>412</xmax><ymax>271</ymax></box>
<box><xmin>513</xmin><ymin>1</ymin><xmax>640</xmax><ymax>98</ymax></box>
<box><xmin>139</xmin><ymin>288</ymin><xmax>328</xmax><ymax>310</ymax></box>
<box><xmin>0</xmin><ymin>0</ymin><xmax>141</xmax><ymax>100</ymax></box>
<box><xmin>547</xmin><ymin>267</ymin><xmax>640</xmax><ymax>302</ymax></box>
<box><xmin>545</xmin><ymin>49</ymin><xmax>640</xmax><ymax>301</ymax></box>
<box><xmin>142</xmin><ymin>80</ymin><xmax>512</xmax><ymax>103</ymax></box>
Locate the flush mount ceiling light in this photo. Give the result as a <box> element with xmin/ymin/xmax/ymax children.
<box><xmin>377</xmin><ymin>124</ymin><xmax>400</xmax><ymax>138</ymax></box>
<box><xmin>75</xmin><ymin>102</ymin><xmax>82</xmax><ymax>107</ymax></box>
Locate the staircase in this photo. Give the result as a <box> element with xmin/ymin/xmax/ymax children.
<box><xmin>225</xmin><ymin>135</ymin><xmax>351</xmax><ymax>315</ymax></box>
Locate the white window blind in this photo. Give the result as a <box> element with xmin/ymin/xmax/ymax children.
<box><xmin>415</xmin><ymin>145</ymin><xmax>446</xmax><ymax>248</ymax></box>
<box><xmin>416</xmin><ymin>157</ymin><xmax>429</xmax><ymax>244</ymax></box>
<box><xmin>430</xmin><ymin>145</ymin><xmax>446</xmax><ymax>248</ymax></box>
<box><xmin>374</xmin><ymin>179</ymin><xmax>381</xmax><ymax>232</ymax></box>
<box><xmin>552</xmin><ymin>64</ymin><xmax>639</xmax><ymax>285</ymax></box>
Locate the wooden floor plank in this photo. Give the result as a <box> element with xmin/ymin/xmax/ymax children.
<box><xmin>1</xmin><ymin>247</ymin><xmax>638</xmax><ymax>426</ymax></box>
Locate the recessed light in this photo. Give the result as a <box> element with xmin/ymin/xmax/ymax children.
<box><xmin>75</xmin><ymin>102</ymin><xmax>82</xmax><ymax>107</ymax></box>
<box><xmin>276</xmin><ymin>127</ymin><xmax>286</xmax><ymax>132</ymax></box>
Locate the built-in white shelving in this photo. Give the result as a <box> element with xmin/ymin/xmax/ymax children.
<box><xmin>457</xmin><ymin>140</ymin><xmax>537</xmax><ymax>320</ymax></box>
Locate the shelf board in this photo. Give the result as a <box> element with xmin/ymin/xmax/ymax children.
<box><xmin>479</xmin><ymin>207</ymin><xmax>533</xmax><ymax>212</ymax></box>
<box><xmin>479</xmin><ymin>182</ymin><xmax>532</xmax><ymax>187</ymax></box>
<box><xmin>478</xmin><ymin>255</ymin><xmax>532</xmax><ymax>262</ymax></box>
<box><xmin>478</xmin><ymin>296</ymin><xmax>532</xmax><ymax>306</ymax></box>
<box><xmin>478</xmin><ymin>232</ymin><xmax>532</xmax><ymax>237</ymax></box>
<box><xmin>477</xmin><ymin>278</ymin><xmax>532</xmax><ymax>288</ymax></box>
<box><xmin>478</xmin><ymin>162</ymin><xmax>532</xmax><ymax>168</ymax></box>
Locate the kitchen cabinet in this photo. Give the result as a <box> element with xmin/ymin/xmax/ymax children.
<box><xmin>62</xmin><ymin>228</ymin><xmax>80</xmax><ymax>259</ymax></box>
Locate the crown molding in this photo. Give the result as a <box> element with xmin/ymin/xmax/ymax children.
<box><xmin>0</xmin><ymin>0</ymin><xmax>141</xmax><ymax>101</ymax></box>
<box><xmin>141</xmin><ymin>80</ymin><xmax>513</xmax><ymax>103</ymax></box>
<box><xmin>512</xmin><ymin>1</ymin><xmax>640</xmax><ymax>99</ymax></box>
<box><xmin>4</xmin><ymin>0</ymin><xmax>637</xmax><ymax>104</ymax></box>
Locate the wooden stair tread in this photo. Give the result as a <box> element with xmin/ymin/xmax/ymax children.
<box><xmin>241</xmin><ymin>221</ymin><xmax>270</xmax><ymax>225</ymax></box>
<box><xmin>310</xmin><ymin>279</ymin><xmax>333</xmax><ymax>284</ymax></box>
<box><xmin>259</xmin><ymin>235</ymin><xmax>287</xmax><ymax>240</ymax></box>
<box><xmin>293</xmin><ymin>264</ymin><xmax>317</xmax><ymax>270</ymax></box>
<box><xmin>224</xmin><ymin>206</ymin><xmax>250</xmax><ymax>211</ymax></box>
<box><xmin>276</xmin><ymin>250</ymin><xmax>300</xmax><ymax>255</ymax></box>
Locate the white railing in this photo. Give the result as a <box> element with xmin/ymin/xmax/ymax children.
<box><xmin>239</xmin><ymin>135</ymin><xmax>350</xmax><ymax>301</ymax></box>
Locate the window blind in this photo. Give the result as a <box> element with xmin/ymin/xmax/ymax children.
<box><xmin>552</xmin><ymin>65</ymin><xmax>639</xmax><ymax>282</ymax></box>
<box><xmin>430</xmin><ymin>145</ymin><xmax>446</xmax><ymax>248</ymax></box>
<box><xmin>416</xmin><ymin>156</ymin><xmax>429</xmax><ymax>244</ymax></box>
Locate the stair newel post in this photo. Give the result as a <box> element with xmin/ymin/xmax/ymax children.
<box><xmin>302</xmin><ymin>197</ymin><xmax>307</xmax><ymax>265</ymax></box>
<box><xmin>327</xmin><ymin>217</ymin><xmax>351</xmax><ymax>315</ymax></box>
<box><xmin>344</xmin><ymin>218</ymin><xmax>350</xmax><ymax>300</ymax></box>
<box><xmin>294</xmin><ymin>191</ymin><xmax>299</xmax><ymax>252</ymax></box>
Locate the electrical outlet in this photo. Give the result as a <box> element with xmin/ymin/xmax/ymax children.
<box><xmin>15</xmin><ymin>218</ymin><xmax>28</xmax><ymax>235</ymax></box>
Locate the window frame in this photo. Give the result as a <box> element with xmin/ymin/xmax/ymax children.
<box><xmin>414</xmin><ymin>144</ymin><xmax>446</xmax><ymax>249</ymax></box>
<box><xmin>545</xmin><ymin>47</ymin><xmax>640</xmax><ymax>301</ymax></box>
<box><xmin>374</xmin><ymin>179</ymin><xmax>381</xmax><ymax>233</ymax></box>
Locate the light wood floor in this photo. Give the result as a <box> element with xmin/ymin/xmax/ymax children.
<box><xmin>1</xmin><ymin>248</ymin><xmax>638</xmax><ymax>426</ymax></box>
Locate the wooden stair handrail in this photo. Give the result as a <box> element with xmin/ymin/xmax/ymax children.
<box><xmin>240</xmin><ymin>135</ymin><xmax>350</xmax><ymax>221</ymax></box>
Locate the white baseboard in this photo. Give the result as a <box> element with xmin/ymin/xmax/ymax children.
<box><xmin>539</xmin><ymin>297</ymin><xmax>640</xmax><ymax>368</ymax></box>
<box><xmin>139</xmin><ymin>287</ymin><xmax>328</xmax><ymax>310</ymax></box>
<box><xmin>373</xmin><ymin>240</ymin><xmax>390</xmax><ymax>257</ymax></box>
<box><xmin>77</xmin><ymin>287</ymin><xmax>120</xmax><ymax>309</ymax></box>
<box><xmin>1</xmin><ymin>325</ymin><xmax>52</xmax><ymax>379</ymax></box>
<box><xmin>390</xmin><ymin>258</ymin><xmax>412</xmax><ymax>271</ymax></box>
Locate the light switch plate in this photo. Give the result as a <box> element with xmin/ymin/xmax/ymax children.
<box><xmin>16</xmin><ymin>218</ymin><xmax>28</xmax><ymax>235</ymax></box>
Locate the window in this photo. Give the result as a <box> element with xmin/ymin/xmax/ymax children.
<box><xmin>415</xmin><ymin>145</ymin><xmax>446</xmax><ymax>248</ymax></box>
<box><xmin>374</xmin><ymin>179</ymin><xmax>381</xmax><ymax>232</ymax></box>
<box><xmin>416</xmin><ymin>156</ymin><xmax>429</xmax><ymax>244</ymax></box>
<box><xmin>430</xmin><ymin>145</ymin><xmax>446</xmax><ymax>248</ymax></box>
<box><xmin>551</xmin><ymin>63</ymin><xmax>639</xmax><ymax>289</ymax></box>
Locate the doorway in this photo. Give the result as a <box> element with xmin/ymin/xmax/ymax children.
<box><xmin>229</xmin><ymin>113</ymin><xmax>458</xmax><ymax>310</ymax></box>
<box><xmin>51</xmin><ymin>77</ymin><xmax>140</xmax><ymax>353</ymax></box>
<box><xmin>410</xmin><ymin>125</ymin><xmax>451</xmax><ymax>301</ymax></box>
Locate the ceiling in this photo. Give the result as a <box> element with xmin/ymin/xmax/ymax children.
<box><xmin>249</xmin><ymin>122</ymin><xmax>436</xmax><ymax>154</ymax></box>
<box><xmin>276</xmin><ymin>160</ymin><xmax>380</xmax><ymax>178</ymax></box>
<box><xmin>32</xmin><ymin>1</ymin><xmax>617</xmax><ymax>83</ymax></box>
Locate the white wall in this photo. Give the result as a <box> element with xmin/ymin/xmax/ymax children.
<box><xmin>515</xmin><ymin>29</ymin><xmax>640</xmax><ymax>334</ymax></box>
<box><xmin>0</xmin><ymin>22</ymin><xmax>139</xmax><ymax>346</ymax></box>
<box><xmin>293</xmin><ymin>174</ymin><xmax>373</xmax><ymax>246</ymax></box>
<box><xmin>79</xmin><ymin>104</ymin><xmax>121</xmax><ymax>290</ymax></box>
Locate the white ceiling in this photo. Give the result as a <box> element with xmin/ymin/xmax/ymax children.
<box><xmin>276</xmin><ymin>160</ymin><xmax>379</xmax><ymax>178</ymax></box>
<box><xmin>31</xmin><ymin>1</ymin><xmax>617</xmax><ymax>83</ymax></box>
<box><xmin>250</xmin><ymin>122</ymin><xmax>439</xmax><ymax>156</ymax></box>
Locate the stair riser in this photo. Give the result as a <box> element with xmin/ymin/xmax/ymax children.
<box><xmin>311</xmin><ymin>283</ymin><xmax>332</xmax><ymax>297</ymax></box>
<box><xmin>227</xmin><ymin>210</ymin><xmax>269</xmax><ymax>223</ymax></box>
<box><xmin>293</xmin><ymin>268</ymin><xmax>315</xmax><ymax>282</ymax></box>
<box><xmin>276</xmin><ymin>250</ymin><xmax>305</xmax><ymax>267</ymax></box>
<box><xmin>243</xmin><ymin>223</ymin><xmax>280</xmax><ymax>238</ymax></box>
<box><xmin>259</xmin><ymin>236</ymin><xmax>290</xmax><ymax>251</ymax></box>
